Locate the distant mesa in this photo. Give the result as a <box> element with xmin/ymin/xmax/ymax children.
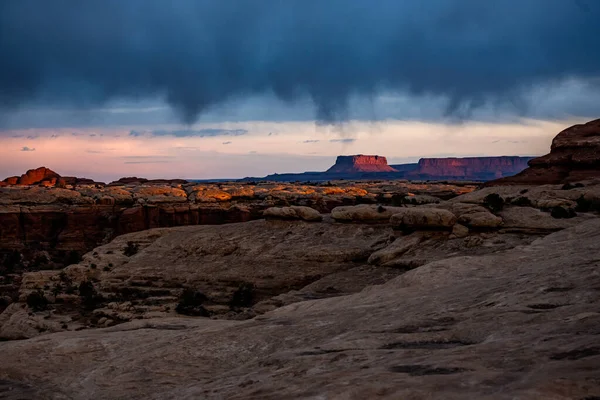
<box><xmin>244</xmin><ymin>155</ymin><xmax>533</xmax><ymax>182</ymax></box>
<box><xmin>487</xmin><ymin>118</ymin><xmax>600</xmax><ymax>185</ymax></box>
<box><xmin>326</xmin><ymin>155</ymin><xmax>398</xmax><ymax>173</ymax></box>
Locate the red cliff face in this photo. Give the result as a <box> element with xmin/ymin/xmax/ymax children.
<box><xmin>10</xmin><ymin>167</ymin><xmax>61</xmax><ymax>186</ymax></box>
<box><xmin>411</xmin><ymin>156</ymin><xmax>532</xmax><ymax>180</ymax></box>
<box><xmin>487</xmin><ymin>119</ymin><xmax>600</xmax><ymax>185</ymax></box>
<box><xmin>326</xmin><ymin>155</ymin><xmax>398</xmax><ymax>173</ymax></box>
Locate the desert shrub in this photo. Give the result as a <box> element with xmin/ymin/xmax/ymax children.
<box><xmin>123</xmin><ymin>241</ymin><xmax>139</xmax><ymax>257</ymax></box>
<box><xmin>575</xmin><ymin>196</ymin><xmax>600</xmax><ymax>213</ymax></box>
<box><xmin>64</xmin><ymin>250</ymin><xmax>82</xmax><ymax>266</ymax></box>
<box><xmin>550</xmin><ymin>206</ymin><xmax>577</xmax><ymax>219</ymax></box>
<box><xmin>229</xmin><ymin>282</ymin><xmax>255</xmax><ymax>309</ymax></box>
<box><xmin>175</xmin><ymin>288</ymin><xmax>209</xmax><ymax>316</ymax></box>
<box><xmin>78</xmin><ymin>280</ymin><xmax>103</xmax><ymax>309</ymax></box>
<box><xmin>26</xmin><ymin>289</ymin><xmax>49</xmax><ymax>311</ymax></box>
<box><xmin>483</xmin><ymin>193</ymin><xmax>505</xmax><ymax>213</ymax></box>
<box><xmin>1</xmin><ymin>250</ymin><xmax>22</xmax><ymax>273</ymax></box>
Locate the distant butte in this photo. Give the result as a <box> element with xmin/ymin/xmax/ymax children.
<box><xmin>245</xmin><ymin>155</ymin><xmax>533</xmax><ymax>182</ymax></box>
<box><xmin>326</xmin><ymin>155</ymin><xmax>398</xmax><ymax>173</ymax></box>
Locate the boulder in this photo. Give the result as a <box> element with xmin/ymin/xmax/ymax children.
<box><xmin>457</xmin><ymin>211</ymin><xmax>503</xmax><ymax>229</ymax></box>
<box><xmin>263</xmin><ymin>206</ymin><xmax>322</xmax><ymax>222</ymax></box>
<box><xmin>390</xmin><ymin>208</ymin><xmax>457</xmax><ymax>231</ymax></box>
<box><xmin>451</xmin><ymin>223</ymin><xmax>470</xmax><ymax>238</ymax></box>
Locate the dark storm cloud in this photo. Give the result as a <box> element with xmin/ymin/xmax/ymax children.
<box><xmin>129</xmin><ymin>129</ymin><xmax>248</xmax><ymax>137</ymax></box>
<box><xmin>1</xmin><ymin>0</ymin><xmax>600</xmax><ymax>125</ymax></box>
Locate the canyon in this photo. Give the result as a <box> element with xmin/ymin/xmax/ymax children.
<box><xmin>1</xmin><ymin>119</ymin><xmax>600</xmax><ymax>399</ymax></box>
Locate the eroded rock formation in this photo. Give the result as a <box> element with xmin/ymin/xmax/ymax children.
<box><xmin>326</xmin><ymin>155</ymin><xmax>398</xmax><ymax>173</ymax></box>
<box><xmin>488</xmin><ymin>119</ymin><xmax>600</xmax><ymax>185</ymax></box>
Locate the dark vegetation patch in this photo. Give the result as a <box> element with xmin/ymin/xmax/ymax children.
<box><xmin>550</xmin><ymin>206</ymin><xmax>577</xmax><ymax>219</ymax></box>
<box><xmin>229</xmin><ymin>282</ymin><xmax>255</xmax><ymax>309</ymax></box>
<box><xmin>575</xmin><ymin>196</ymin><xmax>600</xmax><ymax>213</ymax></box>
<box><xmin>389</xmin><ymin>364</ymin><xmax>471</xmax><ymax>376</ymax></box>
<box><xmin>175</xmin><ymin>288</ymin><xmax>209</xmax><ymax>316</ymax></box>
<box><xmin>123</xmin><ymin>241</ymin><xmax>139</xmax><ymax>257</ymax></box>
<box><xmin>550</xmin><ymin>347</ymin><xmax>600</xmax><ymax>360</ymax></box>
<box><xmin>483</xmin><ymin>193</ymin><xmax>504</xmax><ymax>213</ymax></box>
<box><xmin>26</xmin><ymin>289</ymin><xmax>49</xmax><ymax>311</ymax></box>
<box><xmin>78</xmin><ymin>280</ymin><xmax>104</xmax><ymax>310</ymax></box>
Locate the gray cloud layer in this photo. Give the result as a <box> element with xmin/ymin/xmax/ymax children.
<box><xmin>1</xmin><ymin>0</ymin><xmax>599</xmax><ymax>124</ymax></box>
<box><xmin>129</xmin><ymin>129</ymin><xmax>248</xmax><ymax>137</ymax></box>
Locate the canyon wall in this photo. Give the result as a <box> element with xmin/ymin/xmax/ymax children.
<box><xmin>410</xmin><ymin>156</ymin><xmax>533</xmax><ymax>180</ymax></box>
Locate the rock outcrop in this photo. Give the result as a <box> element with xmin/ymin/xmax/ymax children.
<box><xmin>326</xmin><ymin>155</ymin><xmax>398</xmax><ymax>173</ymax></box>
<box><xmin>0</xmin><ymin>215</ymin><xmax>599</xmax><ymax>398</ymax></box>
<box><xmin>488</xmin><ymin>119</ymin><xmax>600</xmax><ymax>185</ymax></box>
<box><xmin>263</xmin><ymin>206</ymin><xmax>323</xmax><ymax>221</ymax></box>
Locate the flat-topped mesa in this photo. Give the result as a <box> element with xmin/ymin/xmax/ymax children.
<box><xmin>487</xmin><ymin>118</ymin><xmax>600</xmax><ymax>185</ymax></box>
<box><xmin>326</xmin><ymin>155</ymin><xmax>398</xmax><ymax>173</ymax></box>
<box><xmin>413</xmin><ymin>156</ymin><xmax>533</xmax><ymax>180</ymax></box>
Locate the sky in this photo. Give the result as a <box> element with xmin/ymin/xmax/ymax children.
<box><xmin>1</xmin><ymin>1</ymin><xmax>599</xmax><ymax>181</ymax></box>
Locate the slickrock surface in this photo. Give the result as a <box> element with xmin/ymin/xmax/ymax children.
<box><xmin>488</xmin><ymin>119</ymin><xmax>600</xmax><ymax>185</ymax></box>
<box><xmin>0</xmin><ymin>180</ymin><xmax>475</xmax><ymax>264</ymax></box>
<box><xmin>0</xmin><ymin>216</ymin><xmax>599</xmax><ymax>399</ymax></box>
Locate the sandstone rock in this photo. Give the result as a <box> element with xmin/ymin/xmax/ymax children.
<box><xmin>331</xmin><ymin>204</ymin><xmax>406</xmax><ymax>222</ymax></box>
<box><xmin>263</xmin><ymin>206</ymin><xmax>322</xmax><ymax>221</ymax></box>
<box><xmin>390</xmin><ymin>208</ymin><xmax>456</xmax><ymax>230</ymax></box>
<box><xmin>326</xmin><ymin>155</ymin><xmax>397</xmax><ymax>173</ymax></box>
<box><xmin>1</xmin><ymin>220</ymin><xmax>599</xmax><ymax>398</ymax></box>
<box><xmin>367</xmin><ymin>234</ymin><xmax>422</xmax><ymax>265</ymax></box>
<box><xmin>457</xmin><ymin>211</ymin><xmax>503</xmax><ymax>228</ymax></box>
<box><xmin>16</xmin><ymin>167</ymin><xmax>60</xmax><ymax>185</ymax></box>
<box><xmin>488</xmin><ymin>119</ymin><xmax>600</xmax><ymax>185</ymax></box>
<box><xmin>451</xmin><ymin>223</ymin><xmax>469</xmax><ymax>238</ymax></box>
<box><xmin>499</xmin><ymin>206</ymin><xmax>594</xmax><ymax>232</ymax></box>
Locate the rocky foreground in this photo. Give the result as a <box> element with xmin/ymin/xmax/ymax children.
<box><xmin>1</xmin><ymin>120</ymin><xmax>600</xmax><ymax>399</ymax></box>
